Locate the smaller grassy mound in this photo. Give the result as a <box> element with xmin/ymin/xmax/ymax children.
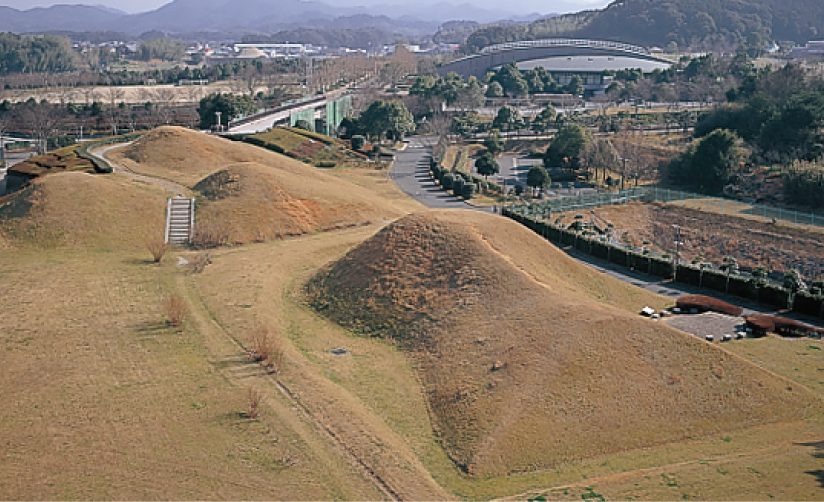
<box><xmin>0</xmin><ymin>171</ymin><xmax>166</xmax><ymax>250</ymax></box>
<box><xmin>192</xmin><ymin>162</ymin><xmax>402</xmax><ymax>244</ymax></box>
<box><xmin>245</xmin><ymin>127</ymin><xmax>371</xmax><ymax>168</ymax></box>
<box><xmin>8</xmin><ymin>145</ymin><xmax>95</xmax><ymax>179</ymax></box>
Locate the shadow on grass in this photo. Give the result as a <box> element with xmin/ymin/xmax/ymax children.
<box><xmin>797</xmin><ymin>440</ymin><xmax>824</xmax><ymax>488</ymax></box>
<box><xmin>123</xmin><ymin>257</ymin><xmax>164</xmax><ymax>266</ymax></box>
<box><xmin>133</xmin><ymin>320</ymin><xmax>171</xmax><ymax>338</ymax></box>
<box><xmin>209</xmin><ymin>354</ymin><xmax>272</xmax><ymax>380</ymax></box>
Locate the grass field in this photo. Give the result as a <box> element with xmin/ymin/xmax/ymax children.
<box><xmin>1</xmin><ymin>128</ymin><xmax>823</xmax><ymax>500</ymax></box>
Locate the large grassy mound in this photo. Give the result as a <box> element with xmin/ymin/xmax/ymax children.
<box><xmin>0</xmin><ymin>171</ymin><xmax>166</xmax><ymax>250</ymax></box>
<box><xmin>114</xmin><ymin>126</ymin><xmax>405</xmax><ymax>244</ymax></box>
<box><xmin>308</xmin><ymin>210</ymin><xmax>817</xmax><ymax>477</ymax></box>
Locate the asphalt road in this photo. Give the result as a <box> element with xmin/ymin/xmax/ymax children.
<box><xmin>390</xmin><ymin>137</ymin><xmax>823</xmax><ymax>330</ymax></box>
<box><xmin>390</xmin><ymin>136</ymin><xmax>485</xmax><ymax>211</ymax></box>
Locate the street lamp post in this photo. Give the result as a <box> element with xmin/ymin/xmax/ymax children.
<box><xmin>673</xmin><ymin>224</ymin><xmax>682</xmax><ymax>266</ymax></box>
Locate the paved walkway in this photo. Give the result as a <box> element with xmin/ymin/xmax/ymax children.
<box><xmin>390</xmin><ymin>136</ymin><xmax>486</xmax><ymax>211</ymax></box>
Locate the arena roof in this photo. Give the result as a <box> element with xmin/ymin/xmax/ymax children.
<box><xmin>437</xmin><ymin>39</ymin><xmax>674</xmax><ymax>80</ymax></box>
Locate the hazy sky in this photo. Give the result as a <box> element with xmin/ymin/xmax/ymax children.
<box><xmin>0</xmin><ymin>0</ymin><xmax>612</xmax><ymax>15</ymax></box>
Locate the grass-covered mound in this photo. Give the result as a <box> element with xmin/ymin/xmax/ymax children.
<box><xmin>308</xmin><ymin>210</ymin><xmax>817</xmax><ymax>477</ymax></box>
<box><xmin>110</xmin><ymin>126</ymin><xmax>406</xmax><ymax>245</ymax></box>
<box><xmin>245</xmin><ymin>127</ymin><xmax>372</xmax><ymax>168</ymax></box>
<box><xmin>192</xmin><ymin>162</ymin><xmax>402</xmax><ymax>243</ymax></box>
<box><xmin>8</xmin><ymin>144</ymin><xmax>95</xmax><ymax>179</ymax></box>
<box><xmin>0</xmin><ymin>171</ymin><xmax>166</xmax><ymax>250</ymax></box>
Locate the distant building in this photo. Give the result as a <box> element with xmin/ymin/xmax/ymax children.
<box><xmin>438</xmin><ymin>39</ymin><xmax>673</xmax><ymax>97</ymax></box>
<box><xmin>790</xmin><ymin>41</ymin><xmax>824</xmax><ymax>59</ymax></box>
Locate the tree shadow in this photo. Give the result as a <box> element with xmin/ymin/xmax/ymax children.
<box><xmin>133</xmin><ymin>320</ymin><xmax>170</xmax><ymax>338</ymax></box>
<box><xmin>796</xmin><ymin>440</ymin><xmax>824</xmax><ymax>488</ymax></box>
<box><xmin>123</xmin><ymin>257</ymin><xmax>160</xmax><ymax>266</ymax></box>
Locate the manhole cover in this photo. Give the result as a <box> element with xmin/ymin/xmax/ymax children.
<box><xmin>330</xmin><ymin>348</ymin><xmax>349</xmax><ymax>356</ymax></box>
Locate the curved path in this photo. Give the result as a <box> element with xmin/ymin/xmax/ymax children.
<box><xmin>391</xmin><ymin>137</ymin><xmax>824</xmax><ymax>328</ymax></box>
<box><xmin>91</xmin><ymin>143</ymin><xmax>190</xmax><ymax>196</ymax></box>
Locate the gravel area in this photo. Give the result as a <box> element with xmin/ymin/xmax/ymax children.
<box><xmin>663</xmin><ymin>312</ymin><xmax>746</xmax><ymax>341</ymax></box>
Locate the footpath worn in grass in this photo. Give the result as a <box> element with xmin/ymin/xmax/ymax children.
<box><xmin>308</xmin><ymin>210</ymin><xmax>819</xmax><ymax>477</ymax></box>
<box><xmin>0</xmin><ymin>249</ymin><xmax>381</xmax><ymax>500</ymax></box>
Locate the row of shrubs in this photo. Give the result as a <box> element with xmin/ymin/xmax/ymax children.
<box><xmin>429</xmin><ymin>159</ymin><xmax>476</xmax><ymax>199</ymax></box>
<box><xmin>75</xmin><ymin>131</ymin><xmax>146</xmax><ymax>174</ymax></box>
<box><xmin>504</xmin><ymin>208</ymin><xmax>824</xmax><ymax>317</ymax></box>
<box><xmin>430</xmin><ymin>155</ymin><xmax>504</xmax><ymax>198</ymax></box>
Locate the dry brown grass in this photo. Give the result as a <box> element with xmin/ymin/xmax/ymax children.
<box><xmin>107</xmin><ymin>127</ymin><xmax>407</xmax><ymax>246</ymax></box>
<box><xmin>0</xmin><ymin>172</ymin><xmax>167</xmax><ymax>251</ymax></box>
<box><xmin>145</xmin><ymin>233</ymin><xmax>170</xmax><ymax>262</ymax></box>
<box><xmin>0</xmin><ymin>249</ymin><xmax>382</xmax><ymax>500</ymax></box>
<box><xmin>3</xmin><ymin>125</ymin><xmax>822</xmax><ymax>501</ymax></box>
<box><xmin>247</xmin><ymin>387</ymin><xmax>262</xmax><ymax>419</ymax></box>
<box><xmin>162</xmin><ymin>294</ymin><xmax>188</xmax><ymax>329</ymax></box>
<box><xmin>189</xmin><ymin>250</ymin><xmax>212</xmax><ymax>273</ymax></box>
<box><xmin>309</xmin><ymin>210</ymin><xmax>819</xmax><ymax>477</ymax></box>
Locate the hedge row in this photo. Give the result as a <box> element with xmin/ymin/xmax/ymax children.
<box><xmin>429</xmin><ymin>162</ymin><xmax>477</xmax><ymax>200</ymax></box>
<box><xmin>503</xmin><ymin>208</ymin><xmax>824</xmax><ymax>317</ymax></box>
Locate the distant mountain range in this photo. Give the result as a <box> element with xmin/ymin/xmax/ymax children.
<box><xmin>0</xmin><ymin>0</ymin><xmax>542</xmax><ymax>39</ymax></box>
<box><xmin>465</xmin><ymin>0</ymin><xmax>824</xmax><ymax>51</ymax></box>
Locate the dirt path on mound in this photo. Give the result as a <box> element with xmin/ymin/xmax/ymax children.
<box><xmin>92</xmin><ymin>143</ymin><xmax>191</xmax><ymax>196</ymax></box>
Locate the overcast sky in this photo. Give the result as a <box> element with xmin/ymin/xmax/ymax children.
<box><xmin>1</xmin><ymin>0</ymin><xmax>612</xmax><ymax>15</ymax></box>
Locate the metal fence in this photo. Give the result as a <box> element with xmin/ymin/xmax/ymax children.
<box><xmin>645</xmin><ymin>187</ymin><xmax>823</xmax><ymax>230</ymax></box>
<box><xmin>509</xmin><ymin>187</ymin><xmax>823</xmax><ymax>232</ymax></box>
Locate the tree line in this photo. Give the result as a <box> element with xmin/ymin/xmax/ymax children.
<box><xmin>462</xmin><ymin>0</ymin><xmax>824</xmax><ymax>53</ymax></box>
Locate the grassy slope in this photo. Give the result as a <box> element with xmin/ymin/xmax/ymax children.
<box><xmin>108</xmin><ymin>126</ymin><xmax>407</xmax><ymax>245</ymax></box>
<box><xmin>0</xmin><ymin>171</ymin><xmax>167</xmax><ymax>251</ymax></box>
<box><xmin>0</xmin><ymin>247</ymin><xmax>383</xmax><ymax>500</ymax></box>
<box><xmin>0</xmin><ymin>135</ymin><xmax>425</xmax><ymax>499</ymax></box>
<box><xmin>1</xmin><ymin>126</ymin><xmax>823</xmax><ymax>500</ymax></box>
<box><xmin>308</xmin><ymin>210</ymin><xmax>819</xmax><ymax>478</ymax></box>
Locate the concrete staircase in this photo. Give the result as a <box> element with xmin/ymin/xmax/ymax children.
<box><xmin>165</xmin><ymin>197</ymin><xmax>195</xmax><ymax>244</ymax></box>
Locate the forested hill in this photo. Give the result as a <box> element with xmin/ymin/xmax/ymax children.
<box><xmin>465</xmin><ymin>0</ymin><xmax>824</xmax><ymax>51</ymax></box>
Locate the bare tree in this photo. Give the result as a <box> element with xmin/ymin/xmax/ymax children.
<box><xmin>80</xmin><ymin>86</ymin><xmax>98</xmax><ymax>106</ymax></box>
<box><xmin>153</xmin><ymin>87</ymin><xmax>177</xmax><ymax>125</ymax></box>
<box><xmin>0</xmin><ymin>106</ymin><xmax>12</xmax><ymax>168</ymax></box>
<box><xmin>103</xmin><ymin>86</ymin><xmax>126</xmax><ymax>135</ymax></box>
<box><xmin>184</xmin><ymin>84</ymin><xmax>204</xmax><ymax>104</ymax></box>
<box><xmin>20</xmin><ymin>102</ymin><xmax>61</xmax><ymax>154</ymax></box>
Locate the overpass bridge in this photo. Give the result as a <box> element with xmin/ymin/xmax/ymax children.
<box><xmin>227</xmin><ymin>89</ymin><xmax>352</xmax><ymax>135</ymax></box>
